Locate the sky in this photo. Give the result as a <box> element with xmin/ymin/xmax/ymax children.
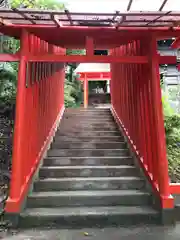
<box><xmin>62</xmin><ymin>0</ymin><xmax>180</xmax><ymax>12</ymax></box>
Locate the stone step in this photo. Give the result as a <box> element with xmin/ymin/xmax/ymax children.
<box><xmin>66</xmin><ymin>107</ymin><xmax>110</xmax><ymax>110</ymax></box>
<box><xmin>63</xmin><ymin>117</ymin><xmax>114</xmax><ymax>122</ymax></box>
<box><xmin>62</xmin><ymin>120</ymin><xmax>114</xmax><ymax>125</ymax></box>
<box><xmin>65</xmin><ymin>109</ymin><xmax>111</xmax><ymax>114</ymax></box>
<box><xmin>20</xmin><ymin>206</ymin><xmax>159</xmax><ymax>228</ymax></box>
<box><xmin>58</xmin><ymin>126</ymin><xmax>118</xmax><ymax>131</ymax></box>
<box><xmin>27</xmin><ymin>190</ymin><xmax>151</xmax><ymax>208</ymax></box>
<box><xmin>34</xmin><ymin>176</ymin><xmax>145</xmax><ymax>191</ymax></box>
<box><xmin>60</xmin><ymin>122</ymin><xmax>115</xmax><ymax>127</ymax></box>
<box><xmin>47</xmin><ymin>149</ymin><xmax>130</xmax><ymax>157</ymax></box>
<box><xmin>62</xmin><ymin>116</ymin><xmax>114</xmax><ymax>123</ymax></box>
<box><xmin>43</xmin><ymin>156</ymin><xmax>134</xmax><ymax>166</ymax></box>
<box><xmin>20</xmin><ymin>108</ymin><xmax>159</xmax><ymax>227</ymax></box>
<box><xmin>39</xmin><ymin>165</ymin><xmax>138</xmax><ymax>178</ymax></box>
<box><xmin>63</xmin><ymin>114</ymin><xmax>113</xmax><ymax>118</ymax></box>
<box><xmin>62</xmin><ymin>120</ymin><xmax>114</xmax><ymax>124</ymax></box>
<box><xmin>54</xmin><ymin>135</ymin><xmax>124</xmax><ymax>142</ymax></box>
<box><xmin>51</xmin><ymin>141</ymin><xmax>126</xmax><ymax>149</ymax></box>
<box><xmin>56</xmin><ymin>131</ymin><xmax>121</xmax><ymax>137</ymax></box>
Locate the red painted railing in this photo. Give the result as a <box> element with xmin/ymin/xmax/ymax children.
<box><xmin>4</xmin><ymin>27</ymin><xmax>177</xmax><ymax>213</ymax></box>
<box><xmin>110</xmin><ymin>37</ymin><xmax>174</xmax><ymax>209</ymax></box>
<box><xmin>5</xmin><ymin>30</ymin><xmax>65</xmax><ymax>212</ymax></box>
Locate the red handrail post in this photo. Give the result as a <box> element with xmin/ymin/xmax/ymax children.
<box><xmin>84</xmin><ymin>73</ymin><xmax>88</xmax><ymax>108</ymax></box>
<box><xmin>6</xmin><ymin>29</ymin><xmax>29</xmax><ymax>212</ymax></box>
<box><xmin>149</xmin><ymin>36</ymin><xmax>173</xmax><ymax>208</ymax></box>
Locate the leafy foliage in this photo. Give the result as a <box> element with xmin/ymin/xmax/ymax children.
<box><xmin>10</xmin><ymin>0</ymin><xmax>65</xmax><ymax>9</ymax></box>
<box><xmin>167</xmin><ymin>148</ymin><xmax>180</xmax><ymax>180</ymax></box>
<box><xmin>168</xmin><ymin>86</ymin><xmax>180</xmax><ymax>102</ymax></box>
<box><xmin>164</xmin><ymin>115</ymin><xmax>180</xmax><ymax>137</ymax></box>
<box><xmin>0</xmin><ymin>36</ymin><xmax>20</xmax><ymax>54</ymax></box>
<box><xmin>0</xmin><ymin>35</ymin><xmax>19</xmax><ymax>109</ymax></box>
<box><xmin>64</xmin><ymin>70</ymin><xmax>82</xmax><ymax>108</ymax></box>
<box><xmin>1</xmin><ymin>3</ymin><xmax>84</xmax><ymax>110</ymax></box>
<box><xmin>7</xmin><ymin>0</ymin><xmax>84</xmax><ymax>109</ymax></box>
<box><xmin>66</xmin><ymin>49</ymin><xmax>86</xmax><ymax>56</ymax></box>
<box><xmin>162</xmin><ymin>94</ymin><xmax>174</xmax><ymax>116</ymax></box>
<box><xmin>64</xmin><ymin>49</ymin><xmax>85</xmax><ymax>107</ymax></box>
<box><xmin>0</xmin><ymin>63</ymin><xmax>17</xmax><ymax>109</ymax></box>
<box><xmin>162</xmin><ymin>91</ymin><xmax>180</xmax><ymax>182</ymax></box>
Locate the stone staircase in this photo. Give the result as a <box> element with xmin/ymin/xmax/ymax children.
<box><xmin>20</xmin><ymin>108</ymin><xmax>159</xmax><ymax>227</ymax></box>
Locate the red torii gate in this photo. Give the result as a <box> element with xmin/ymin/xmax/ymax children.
<box><xmin>75</xmin><ymin>63</ymin><xmax>111</xmax><ymax>108</ymax></box>
<box><xmin>0</xmin><ymin>7</ymin><xmax>179</xmax><ymax>215</ymax></box>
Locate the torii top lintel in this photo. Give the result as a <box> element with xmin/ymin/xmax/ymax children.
<box><xmin>0</xmin><ymin>6</ymin><xmax>180</xmax><ymax>48</ymax></box>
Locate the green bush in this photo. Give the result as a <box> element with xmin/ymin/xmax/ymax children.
<box><xmin>162</xmin><ymin>94</ymin><xmax>174</xmax><ymax>116</ymax></box>
<box><xmin>167</xmin><ymin>144</ymin><xmax>180</xmax><ymax>182</ymax></box>
<box><xmin>0</xmin><ymin>63</ymin><xmax>17</xmax><ymax>110</ymax></box>
<box><xmin>64</xmin><ymin>78</ymin><xmax>82</xmax><ymax>108</ymax></box>
<box><xmin>164</xmin><ymin>115</ymin><xmax>180</xmax><ymax>137</ymax></box>
<box><xmin>163</xmin><ymin>93</ymin><xmax>180</xmax><ymax>182</ymax></box>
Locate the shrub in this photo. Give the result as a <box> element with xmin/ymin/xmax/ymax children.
<box><xmin>163</xmin><ymin>95</ymin><xmax>180</xmax><ymax>182</ymax></box>
<box><xmin>64</xmin><ymin>78</ymin><xmax>82</xmax><ymax>108</ymax></box>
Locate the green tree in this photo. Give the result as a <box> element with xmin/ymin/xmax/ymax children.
<box><xmin>0</xmin><ymin>35</ymin><xmax>18</xmax><ymax>109</ymax></box>
<box><xmin>0</xmin><ymin>63</ymin><xmax>17</xmax><ymax>106</ymax></box>
<box><xmin>10</xmin><ymin>0</ymin><xmax>65</xmax><ymax>9</ymax></box>
<box><xmin>64</xmin><ymin>50</ymin><xmax>85</xmax><ymax>107</ymax></box>
<box><xmin>64</xmin><ymin>64</ymin><xmax>82</xmax><ymax>108</ymax></box>
<box><xmin>0</xmin><ymin>0</ymin><xmax>65</xmax><ymax>107</ymax></box>
<box><xmin>8</xmin><ymin>1</ymin><xmax>83</xmax><ymax>108</ymax></box>
<box><xmin>0</xmin><ymin>1</ymin><xmax>86</xmax><ymax>110</ymax></box>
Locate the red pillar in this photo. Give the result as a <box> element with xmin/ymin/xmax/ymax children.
<box><xmin>86</xmin><ymin>36</ymin><xmax>94</xmax><ymax>56</ymax></box>
<box><xmin>84</xmin><ymin>74</ymin><xmax>88</xmax><ymax>108</ymax></box>
<box><xmin>6</xmin><ymin>29</ymin><xmax>28</xmax><ymax>212</ymax></box>
<box><xmin>149</xmin><ymin>36</ymin><xmax>172</xmax><ymax>208</ymax></box>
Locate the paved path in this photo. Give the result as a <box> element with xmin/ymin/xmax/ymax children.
<box><xmin>1</xmin><ymin>225</ymin><xmax>180</xmax><ymax>240</ymax></box>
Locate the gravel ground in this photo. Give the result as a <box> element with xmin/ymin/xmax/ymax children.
<box><xmin>1</xmin><ymin>225</ymin><xmax>180</xmax><ymax>240</ymax></box>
